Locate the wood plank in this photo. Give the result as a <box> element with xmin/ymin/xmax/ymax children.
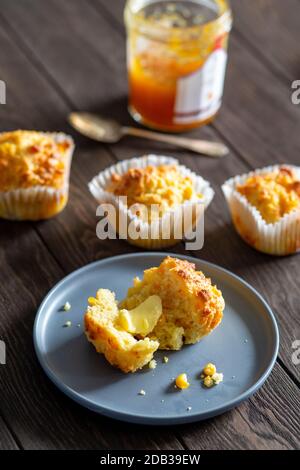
<box><xmin>0</xmin><ymin>15</ymin><xmax>132</xmax><ymax>271</ymax></box>
<box><xmin>0</xmin><ymin>23</ymin><xmax>183</xmax><ymax>451</ymax></box>
<box><xmin>95</xmin><ymin>0</ymin><xmax>300</xmax><ymax>166</ymax></box>
<box><xmin>0</xmin><ymin>219</ymin><xmax>183</xmax><ymax>450</ymax></box>
<box><xmin>215</xmin><ymin>34</ymin><xmax>300</xmax><ymax>168</ymax></box>
<box><xmin>95</xmin><ymin>0</ymin><xmax>300</xmax><ymax>83</ymax></box>
<box><xmin>1</xmin><ymin>0</ymin><xmax>299</xmax><ymax>450</ymax></box>
<box><xmin>7</xmin><ymin>0</ymin><xmax>297</xmax><ymax>376</ymax></box>
<box><xmin>122</xmin><ymin>0</ymin><xmax>297</xmax><ymax>89</ymax></box>
<box><xmin>179</xmin><ymin>363</ymin><xmax>300</xmax><ymax>450</ymax></box>
<box><xmin>88</xmin><ymin>0</ymin><xmax>300</xmax><ymax>378</ymax></box>
<box><xmin>231</xmin><ymin>0</ymin><xmax>300</xmax><ymax>82</ymax></box>
<box><xmin>0</xmin><ymin>416</ymin><xmax>19</xmax><ymax>450</ymax></box>
<box><xmin>1</xmin><ymin>2</ymin><xmax>300</xmax><ymax>377</ymax></box>
<box><xmin>0</xmin><ymin>2</ymin><xmax>248</xmax><ymax>267</ymax></box>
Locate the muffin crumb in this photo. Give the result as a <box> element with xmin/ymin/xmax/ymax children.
<box><xmin>203</xmin><ymin>376</ymin><xmax>214</xmax><ymax>388</ymax></box>
<box><xmin>63</xmin><ymin>302</ymin><xmax>71</xmax><ymax>312</ymax></box>
<box><xmin>203</xmin><ymin>363</ymin><xmax>216</xmax><ymax>376</ymax></box>
<box><xmin>175</xmin><ymin>373</ymin><xmax>190</xmax><ymax>390</ymax></box>
<box><xmin>201</xmin><ymin>363</ymin><xmax>223</xmax><ymax>388</ymax></box>
<box><xmin>149</xmin><ymin>359</ymin><xmax>157</xmax><ymax>369</ymax></box>
<box><xmin>212</xmin><ymin>372</ymin><xmax>223</xmax><ymax>385</ymax></box>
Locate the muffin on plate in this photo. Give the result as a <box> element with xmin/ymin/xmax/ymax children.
<box><xmin>222</xmin><ymin>165</ymin><xmax>300</xmax><ymax>255</ymax></box>
<box><xmin>120</xmin><ymin>256</ymin><xmax>225</xmax><ymax>350</ymax></box>
<box><xmin>88</xmin><ymin>155</ymin><xmax>214</xmax><ymax>249</ymax></box>
<box><xmin>85</xmin><ymin>289</ymin><xmax>161</xmax><ymax>373</ymax></box>
<box><xmin>0</xmin><ymin>130</ymin><xmax>74</xmax><ymax>220</ymax></box>
<box><xmin>85</xmin><ymin>257</ymin><xmax>225</xmax><ymax>372</ymax></box>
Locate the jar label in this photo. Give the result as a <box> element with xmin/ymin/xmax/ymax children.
<box><xmin>174</xmin><ymin>49</ymin><xmax>227</xmax><ymax>124</ymax></box>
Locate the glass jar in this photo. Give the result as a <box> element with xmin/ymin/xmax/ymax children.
<box><xmin>125</xmin><ymin>0</ymin><xmax>232</xmax><ymax>132</ymax></box>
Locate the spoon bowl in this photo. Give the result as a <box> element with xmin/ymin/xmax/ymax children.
<box><xmin>69</xmin><ymin>112</ymin><xmax>123</xmax><ymax>143</ymax></box>
<box><xmin>68</xmin><ymin>112</ymin><xmax>229</xmax><ymax>158</ymax></box>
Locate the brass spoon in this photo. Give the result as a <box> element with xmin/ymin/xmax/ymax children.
<box><xmin>68</xmin><ymin>112</ymin><xmax>229</xmax><ymax>158</ymax></box>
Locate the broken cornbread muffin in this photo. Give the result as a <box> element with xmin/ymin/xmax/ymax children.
<box><xmin>119</xmin><ymin>257</ymin><xmax>225</xmax><ymax>350</ymax></box>
<box><xmin>85</xmin><ymin>257</ymin><xmax>224</xmax><ymax>372</ymax></box>
<box><xmin>84</xmin><ymin>289</ymin><xmax>161</xmax><ymax>373</ymax></box>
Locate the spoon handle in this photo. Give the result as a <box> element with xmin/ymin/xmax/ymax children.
<box><xmin>123</xmin><ymin>126</ymin><xmax>229</xmax><ymax>158</ymax></box>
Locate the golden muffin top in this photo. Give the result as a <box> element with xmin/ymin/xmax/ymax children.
<box><xmin>0</xmin><ymin>130</ymin><xmax>72</xmax><ymax>192</ymax></box>
<box><xmin>236</xmin><ymin>166</ymin><xmax>300</xmax><ymax>224</ymax></box>
<box><xmin>107</xmin><ymin>165</ymin><xmax>202</xmax><ymax>216</ymax></box>
<box><xmin>120</xmin><ymin>256</ymin><xmax>224</xmax><ymax>350</ymax></box>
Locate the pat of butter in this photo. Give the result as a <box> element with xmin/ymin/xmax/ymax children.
<box><xmin>119</xmin><ymin>295</ymin><xmax>162</xmax><ymax>336</ymax></box>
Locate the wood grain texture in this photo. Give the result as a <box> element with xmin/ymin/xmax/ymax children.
<box><xmin>0</xmin><ymin>18</ymin><xmax>183</xmax><ymax>451</ymax></box>
<box><xmin>215</xmin><ymin>34</ymin><xmax>300</xmax><ymax>168</ymax></box>
<box><xmin>0</xmin><ymin>221</ymin><xmax>183</xmax><ymax>450</ymax></box>
<box><xmin>95</xmin><ymin>0</ymin><xmax>300</xmax><ymax>167</ymax></box>
<box><xmin>0</xmin><ymin>12</ymin><xmax>132</xmax><ymax>271</ymax></box>
<box><xmin>90</xmin><ymin>0</ymin><xmax>300</xmax><ymax>380</ymax></box>
<box><xmin>29</xmin><ymin>0</ymin><xmax>300</xmax><ymax>376</ymax></box>
<box><xmin>0</xmin><ymin>0</ymin><xmax>299</xmax><ymax>450</ymax></box>
<box><xmin>231</xmin><ymin>0</ymin><xmax>300</xmax><ymax>82</ymax></box>
<box><xmin>94</xmin><ymin>0</ymin><xmax>300</xmax><ymax>91</ymax></box>
<box><xmin>0</xmin><ymin>416</ymin><xmax>19</xmax><ymax>450</ymax></box>
<box><xmin>178</xmin><ymin>364</ymin><xmax>300</xmax><ymax>450</ymax></box>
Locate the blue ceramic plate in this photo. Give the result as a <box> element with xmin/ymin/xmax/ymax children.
<box><xmin>34</xmin><ymin>253</ymin><xmax>279</xmax><ymax>425</ymax></box>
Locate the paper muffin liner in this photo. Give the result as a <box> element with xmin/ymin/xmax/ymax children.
<box><xmin>89</xmin><ymin>154</ymin><xmax>214</xmax><ymax>249</ymax></box>
<box><xmin>222</xmin><ymin>165</ymin><xmax>300</xmax><ymax>256</ymax></box>
<box><xmin>0</xmin><ymin>132</ymin><xmax>74</xmax><ymax>221</ymax></box>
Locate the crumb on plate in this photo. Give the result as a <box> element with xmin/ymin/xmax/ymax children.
<box><xmin>175</xmin><ymin>373</ymin><xmax>190</xmax><ymax>390</ymax></box>
<box><xmin>63</xmin><ymin>302</ymin><xmax>71</xmax><ymax>311</ymax></box>
<box><xmin>202</xmin><ymin>363</ymin><xmax>223</xmax><ymax>388</ymax></box>
<box><xmin>203</xmin><ymin>362</ymin><xmax>216</xmax><ymax>377</ymax></box>
<box><xmin>203</xmin><ymin>376</ymin><xmax>214</xmax><ymax>388</ymax></box>
<box><xmin>149</xmin><ymin>359</ymin><xmax>157</xmax><ymax>369</ymax></box>
<box><xmin>212</xmin><ymin>372</ymin><xmax>223</xmax><ymax>385</ymax></box>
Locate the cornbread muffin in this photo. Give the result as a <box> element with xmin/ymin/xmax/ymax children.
<box><xmin>222</xmin><ymin>165</ymin><xmax>300</xmax><ymax>255</ymax></box>
<box><xmin>84</xmin><ymin>257</ymin><xmax>224</xmax><ymax>372</ymax></box>
<box><xmin>236</xmin><ymin>167</ymin><xmax>300</xmax><ymax>224</ymax></box>
<box><xmin>120</xmin><ymin>257</ymin><xmax>225</xmax><ymax>350</ymax></box>
<box><xmin>107</xmin><ymin>164</ymin><xmax>202</xmax><ymax>220</ymax></box>
<box><xmin>0</xmin><ymin>130</ymin><xmax>74</xmax><ymax>220</ymax></box>
<box><xmin>84</xmin><ymin>289</ymin><xmax>160</xmax><ymax>373</ymax></box>
<box><xmin>89</xmin><ymin>155</ymin><xmax>214</xmax><ymax>249</ymax></box>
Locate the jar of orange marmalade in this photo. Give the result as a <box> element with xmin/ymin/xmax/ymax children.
<box><xmin>125</xmin><ymin>0</ymin><xmax>232</xmax><ymax>132</ymax></box>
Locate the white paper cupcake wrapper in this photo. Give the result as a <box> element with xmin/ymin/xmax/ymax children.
<box><xmin>0</xmin><ymin>132</ymin><xmax>74</xmax><ymax>221</ymax></box>
<box><xmin>222</xmin><ymin>165</ymin><xmax>300</xmax><ymax>255</ymax></box>
<box><xmin>89</xmin><ymin>154</ymin><xmax>214</xmax><ymax>249</ymax></box>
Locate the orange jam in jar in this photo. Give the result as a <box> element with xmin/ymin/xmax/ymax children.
<box><xmin>125</xmin><ymin>0</ymin><xmax>232</xmax><ymax>132</ymax></box>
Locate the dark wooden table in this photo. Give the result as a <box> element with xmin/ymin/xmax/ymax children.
<box><xmin>0</xmin><ymin>0</ymin><xmax>299</xmax><ymax>451</ymax></box>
